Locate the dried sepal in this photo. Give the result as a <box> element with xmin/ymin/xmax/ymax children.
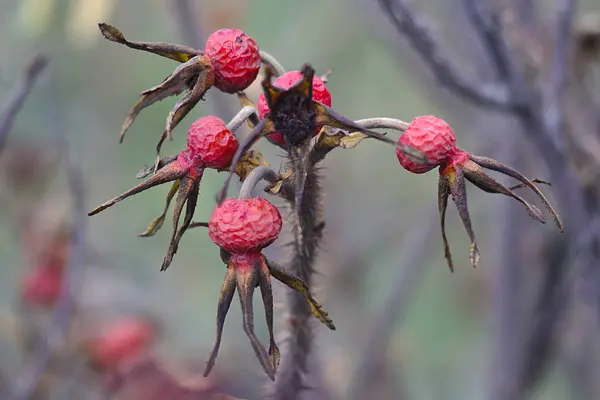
<box><xmin>160</xmin><ymin>174</ymin><xmax>201</xmax><ymax>271</ymax></box>
<box><xmin>508</xmin><ymin>179</ymin><xmax>551</xmax><ymax>190</ymax></box>
<box><xmin>139</xmin><ymin>180</ymin><xmax>181</xmax><ymax>237</ymax></box>
<box><xmin>266</xmin><ymin>169</ymin><xmax>293</xmax><ymax>196</ymax></box>
<box><xmin>443</xmin><ymin>165</ymin><xmax>481</xmax><ymax>268</ymax></box>
<box><xmin>119</xmin><ymin>55</ymin><xmax>210</xmax><ymax>144</ymax></box>
<box><xmin>339</xmin><ymin>132</ymin><xmax>371</xmax><ymax>149</ymax></box>
<box><xmin>461</xmin><ymin>159</ymin><xmax>545</xmax><ymax>222</ymax></box>
<box><xmin>204</xmin><ymin>265</ymin><xmax>237</xmax><ymax>378</ymax></box>
<box><xmin>307</xmin><ymin>127</ymin><xmax>343</xmax><ymax>162</ymax></box>
<box><xmin>468</xmin><ymin>154</ymin><xmax>564</xmax><ymax>232</ymax></box>
<box><xmin>237</xmin><ymin>92</ymin><xmax>260</xmax><ymax>129</ymax></box>
<box><xmin>98</xmin><ymin>23</ymin><xmax>201</xmax><ymax>62</ymax></box>
<box><xmin>235</xmin><ymin>265</ymin><xmax>276</xmax><ymax>381</ymax></box>
<box><xmin>438</xmin><ymin>173</ymin><xmax>454</xmax><ymax>272</ymax></box>
<box><xmin>226</xmin><ymin>150</ymin><xmax>270</xmax><ymax>181</ymax></box>
<box><xmin>266</xmin><ymin>259</ymin><xmax>335</xmax><ymax>330</ymax></box>
<box><xmin>136</xmin><ymin>155</ymin><xmax>178</xmax><ymax>179</ymax></box>
<box><xmin>163</xmin><ymin>65</ymin><xmax>215</xmax><ymax>142</ymax></box>
<box><xmin>257</xmin><ymin>259</ymin><xmax>280</xmax><ymax>372</ymax></box>
<box><xmin>88</xmin><ymin>161</ymin><xmax>187</xmax><ymax>216</ymax></box>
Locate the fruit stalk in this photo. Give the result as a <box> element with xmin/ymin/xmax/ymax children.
<box><xmin>238</xmin><ymin>166</ymin><xmax>279</xmax><ymax>200</ymax></box>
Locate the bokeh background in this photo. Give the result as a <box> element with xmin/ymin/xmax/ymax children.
<box><xmin>0</xmin><ymin>0</ymin><xmax>599</xmax><ymax>399</ymax></box>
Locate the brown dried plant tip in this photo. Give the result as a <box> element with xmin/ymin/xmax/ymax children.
<box><xmin>99</xmin><ymin>23</ymin><xmax>211</xmax><ymax>151</ymax></box>
<box><xmin>88</xmin><ymin>158</ymin><xmax>200</xmax><ymax>272</ymax></box>
<box><xmin>216</xmin><ymin>63</ymin><xmax>426</xmax><ymax>205</ymax></box>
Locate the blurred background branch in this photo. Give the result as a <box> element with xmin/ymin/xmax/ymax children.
<box><xmin>5</xmin><ymin>70</ymin><xmax>88</xmax><ymax>400</ymax></box>
<box><xmin>0</xmin><ymin>55</ymin><xmax>47</xmax><ymax>157</ymax></box>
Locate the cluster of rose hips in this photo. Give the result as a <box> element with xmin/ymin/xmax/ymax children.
<box><xmin>90</xmin><ymin>24</ymin><xmax>563</xmax><ymax>380</ymax></box>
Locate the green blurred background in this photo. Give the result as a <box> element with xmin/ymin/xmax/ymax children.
<box><xmin>1</xmin><ymin>0</ymin><xmax>598</xmax><ymax>399</ymax></box>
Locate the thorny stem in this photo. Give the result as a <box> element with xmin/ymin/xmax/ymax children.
<box><xmin>260</xmin><ymin>51</ymin><xmax>286</xmax><ymax>77</ymax></box>
<box><xmin>226</xmin><ymin>106</ymin><xmax>259</xmax><ymax>133</ymax></box>
<box><xmin>270</xmin><ymin>155</ymin><xmax>327</xmax><ymax>398</ymax></box>
<box><xmin>238</xmin><ymin>165</ymin><xmax>279</xmax><ymax>200</ymax></box>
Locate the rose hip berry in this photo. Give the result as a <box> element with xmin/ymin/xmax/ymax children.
<box><xmin>178</xmin><ymin>115</ymin><xmax>239</xmax><ymax>170</ymax></box>
<box><xmin>396</xmin><ymin>115</ymin><xmax>458</xmax><ymax>174</ymax></box>
<box><xmin>394</xmin><ymin>115</ymin><xmax>563</xmax><ymax>273</ymax></box>
<box><xmin>90</xmin><ymin>318</ymin><xmax>155</xmax><ymax>371</ymax></box>
<box><xmin>205</xmin><ymin>196</ymin><xmax>287</xmax><ymax>380</ymax></box>
<box><xmin>89</xmin><ymin>115</ymin><xmax>243</xmax><ymax>272</ymax></box>
<box><xmin>20</xmin><ymin>263</ymin><xmax>63</xmax><ymax>307</ymax></box>
<box><xmin>208</xmin><ymin>197</ymin><xmax>282</xmax><ymax>254</ymax></box>
<box><xmin>205</xmin><ymin>28</ymin><xmax>261</xmax><ymax>93</ymax></box>
<box><xmin>257</xmin><ymin>71</ymin><xmax>332</xmax><ymax>146</ymax></box>
<box><xmin>204</xmin><ymin>191</ymin><xmax>334</xmax><ymax>381</ymax></box>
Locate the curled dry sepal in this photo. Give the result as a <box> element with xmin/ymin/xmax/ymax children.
<box><xmin>394</xmin><ymin>115</ymin><xmax>564</xmax><ymax>272</ymax></box>
<box><xmin>88</xmin><ymin>115</ymin><xmax>240</xmax><ymax>271</ymax></box>
<box><xmin>98</xmin><ymin>23</ymin><xmax>261</xmax><ymax>160</ymax></box>
<box><xmin>204</xmin><ymin>196</ymin><xmax>335</xmax><ymax>381</ymax></box>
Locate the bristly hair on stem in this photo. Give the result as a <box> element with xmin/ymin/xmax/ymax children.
<box><xmin>268</xmin><ymin>150</ymin><xmax>327</xmax><ymax>399</ymax></box>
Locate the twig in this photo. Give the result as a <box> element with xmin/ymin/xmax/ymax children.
<box><xmin>226</xmin><ymin>106</ymin><xmax>259</xmax><ymax>132</ymax></box>
<box><xmin>0</xmin><ymin>55</ymin><xmax>48</xmax><ymax>156</ymax></box>
<box><xmin>355</xmin><ymin>117</ymin><xmax>410</xmax><ymax>131</ymax></box>
<box><xmin>5</xmin><ymin>73</ymin><xmax>87</xmax><ymax>400</ymax></box>
<box><xmin>544</xmin><ymin>0</ymin><xmax>576</xmax><ymax>152</ymax></box>
<box><xmin>347</xmin><ymin>211</ymin><xmax>437</xmax><ymax>400</ymax></box>
<box><xmin>377</xmin><ymin>0</ymin><xmax>515</xmax><ymax>111</ymax></box>
<box><xmin>260</xmin><ymin>51</ymin><xmax>286</xmax><ymax>77</ymax></box>
<box><xmin>462</xmin><ymin>0</ymin><xmax>513</xmax><ymax>81</ymax></box>
<box><xmin>170</xmin><ymin>0</ymin><xmax>235</xmax><ymax>120</ymax></box>
<box><xmin>238</xmin><ymin>165</ymin><xmax>279</xmax><ymax>199</ymax></box>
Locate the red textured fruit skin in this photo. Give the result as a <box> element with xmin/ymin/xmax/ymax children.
<box><xmin>208</xmin><ymin>197</ymin><xmax>282</xmax><ymax>253</ymax></box>
<box><xmin>91</xmin><ymin>318</ymin><xmax>155</xmax><ymax>371</ymax></box>
<box><xmin>396</xmin><ymin>115</ymin><xmax>458</xmax><ymax>174</ymax></box>
<box><xmin>21</xmin><ymin>264</ymin><xmax>63</xmax><ymax>307</ymax></box>
<box><xmin>205</xmin><ymin>29</ymin><xmax>261</xmax><ymax>93</ymax></box>
<box><xmin>231</xmin><ymin>252</ymin><xmax>264</xmax><ymax>272</ymax></box>
<box><xmin>257</xmin><ymin>71</ymin><xmax>332</xmax><ymax>146</ymax></box>
<box><xmin>180</xmin><ymin>115</ymin><xmax>239</xmax><ymax>170</ymax></box>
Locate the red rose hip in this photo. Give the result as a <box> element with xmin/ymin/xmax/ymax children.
<box><xmin>20</xmin><ymin>264</ymin><xmax>63</xmax><ymax>307</ymax></box>
<box><xmin>396</xmin><ymin>115</ymin><xmax>458</xmax><ymax>173</ymax></box>
<box><xmin>257</xmin><ymin>71</ymin><xmax>332</xmax><ymax>146</ymax></box>
<box><xmin>90</xmin><ymin>318</ymin><xmax>155</xmax><ymax>371</ymax></box>
<box><xmin>178</xmin><ymin>115</ymin><xmax>239</xmax><ymax>170</ymax></box>
<box><xmin>208</xmin><ymin>197</ymin><xmax>282</xmax><ymax>253</ymax></box>
<box><xmin>205</xmin><ymin>28</ymin><xmax>261</xmax><ymax>93</ymax></box>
